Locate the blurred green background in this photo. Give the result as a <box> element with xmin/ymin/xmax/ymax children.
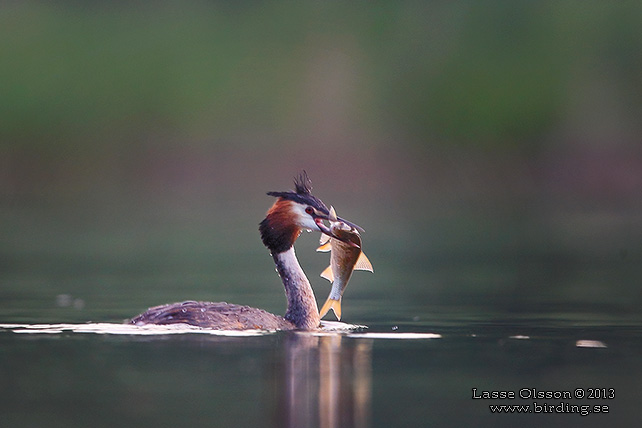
<box><xmin>1</xmin><ymin>1</ymin><xmax>641</xmax><ymax>324</ymax></box>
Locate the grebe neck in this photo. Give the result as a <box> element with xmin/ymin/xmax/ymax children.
<box><xmin>273</xmin><ymin>247</ymin><xmax>320</xmax><ymax>330</ymax></box>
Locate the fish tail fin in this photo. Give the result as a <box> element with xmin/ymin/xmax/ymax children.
<box><xmin>319</xmin><ymin>298</ymin><xmax>342</xmax><ymax>321</ymax></box>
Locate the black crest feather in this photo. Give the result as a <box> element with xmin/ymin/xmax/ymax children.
<box><xmin>265</xmin><ymin>171</ymin><xmax>329</xmax><ymax>213</ymax></box>
<box><xmin>293</xmin><ymin>171</ymin><xmax>312</xmax><ymax>195</ymax></box>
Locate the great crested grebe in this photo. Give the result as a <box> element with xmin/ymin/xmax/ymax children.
<box><xmin>130</xmin><ymin>173</ymin><xmax>360</xmax><ymax>330</ymax></box>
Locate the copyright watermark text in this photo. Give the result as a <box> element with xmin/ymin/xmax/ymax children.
<box><xmin>472</xmin><ymin>388</ymin><xmax>613</xmax><ymax>416</ymax></box>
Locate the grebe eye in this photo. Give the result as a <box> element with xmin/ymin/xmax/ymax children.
<box><xmin>305</xmin><ymin>207</ymin><xmax>314</xmax><ymax>215</ymax></box>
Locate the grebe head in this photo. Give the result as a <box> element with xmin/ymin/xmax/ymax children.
<box><xmin>259</xmin><ymin>172</ymin><xmax>361</xmax><ymax>253</ymax></box>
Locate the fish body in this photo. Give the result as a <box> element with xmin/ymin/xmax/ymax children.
<box><xmin>317</xmin><ymin>218</ymin><xmax>373</xmax><ymax>320</ymax></box>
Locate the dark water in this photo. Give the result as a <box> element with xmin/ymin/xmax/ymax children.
<box><xmin>1</xmin><ymin>202</ymin><xmax>641</xmax><ymax>428</ymax></box>
<box><xmin>1</xmin><ymin>315</ymin><xmax>640</xmax><ymax>427</ymax></box>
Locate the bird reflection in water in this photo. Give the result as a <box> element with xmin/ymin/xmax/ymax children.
<box><xmin>277</xmin><ymin>334</ymin><xmax>373</xmax><ymax>428</ymax></box>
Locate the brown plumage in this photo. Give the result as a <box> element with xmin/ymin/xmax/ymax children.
<box><xmin>130</xmin><ymin>301</ymin><xmax>295</xmax><ymax>330</ymax></box>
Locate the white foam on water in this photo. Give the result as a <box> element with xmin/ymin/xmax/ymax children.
<box><xmin>1</xmin><ymin>322</ymin><xmax>441</xmax><ymax>340</ymax></box>
<box><xmin>0</xmin><ymin>323</ymin><xmax>273</xmax><ymax>337</ymax></box>
<box><xmin>318</xmin><ymin>320</ymin><xmax>367</xmax><ymax>332</ymax></box>
<box><xmin>347</xmin><ymin>332</ymin><xmax>442</xmax><ymax>340</ymax></box>
<box><xmin>575</xmin><ymin>339</ymin><xmax>607</xmax><ymax>348</ymax></box>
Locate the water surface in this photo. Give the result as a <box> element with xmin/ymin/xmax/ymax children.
<box><xmin>1</xmin><ymin>314</ymin><xmax>639</xmax><ymax>428</ymax></box>
<box><xmin>1</xmin><ymin>201</ymin><xmax>641</xmax><ymax>428</ymax></box>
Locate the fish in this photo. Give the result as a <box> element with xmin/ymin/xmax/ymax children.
<box><xmin>317</xmin><ymin>207</ymin><xmax>373</xmax><ymax>320</ymax></box>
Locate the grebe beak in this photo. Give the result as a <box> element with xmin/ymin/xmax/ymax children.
<box><xmin>313</xmin><ymin>211</ymin><xmax>363</xmax><ymax>248</ymax></box>
<box><xmin>328</xmin><ymin>204</ymin><xmax>365</xmax><ymax>233</ymax></box>
<box><xmin>336</xmin><ymin>216</ymin><xmax>364</xmax><ymax>233</ymax></box>
<box><xmin>314</xmin><ymin>218</ymin><xmax>333</xmax><ymax>235</ymax></box>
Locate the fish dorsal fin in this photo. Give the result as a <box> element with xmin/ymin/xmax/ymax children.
<box><xmin>320</xmin><ymin>265</ymin><xmax>334</xmax><ymax>282</ymax></box>
<box><xmin>354</xmin><ymin>252</ymin><xmax>374</xmax><ymax>272</ymax></box>
<box><xmin>316</xmin><ymin>241</ymin><xmax>331</xmax><ymax>252</ymax></box>
<box><xmin>319</xmin><ymin>233</ymin><xmax>331</xmax><ymax>246</ymax></box>
<box><xmin>329</xmin><ymin>206</ymin><xmax>338</xmax><ymax>221</ymax></box>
